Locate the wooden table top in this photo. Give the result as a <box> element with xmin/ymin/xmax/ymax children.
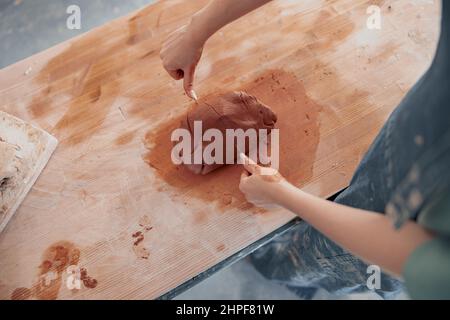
<box><xmin>0</xmin><ymin>0</ymin><xmax>440</xmax><ymax>299</ymax></box>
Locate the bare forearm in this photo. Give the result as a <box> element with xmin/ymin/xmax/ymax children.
<box><xmin>189</xmin><ymin>0</ymin><xmax>273</xmax><ymax>45</ymax></box>
<box><xmin>275</xmin><ymin>182</ymin><xmax>434</xmax><ymax>276</ymax></box>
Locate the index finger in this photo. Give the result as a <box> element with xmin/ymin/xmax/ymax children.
<box><xmin>183</xmin><ymin>65</ymin><xmax>198</xmax><ymax>101</ymax></box>
<box><xmin>239</xmin><ymin>153</ymin><xmax>260</xmax><ymax>175</ymax></box>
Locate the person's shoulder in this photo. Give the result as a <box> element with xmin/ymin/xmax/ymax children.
<box><xmin>403</xmin><ymin>237</ymin><xmax>450</xmax><ymax>299</ymax></box>
<box><xmin>418</xmin><ymin>188</ymin><xmax>450</xmax><ymax>236</ymax></box>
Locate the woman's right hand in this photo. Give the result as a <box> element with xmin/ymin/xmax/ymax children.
<box><xmin>160</xmin><ymin>23</ymin><xmax>204</xmax><ymax>101</ymax></box>
<box><xmin>239</xmin><ymin>154</ymin><xmax>289</xmax><ymax>209</ymax></box>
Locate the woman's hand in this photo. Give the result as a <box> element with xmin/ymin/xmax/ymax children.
<box><xmin>160</xmin><ymin>24</ymin><xmax>204</xmax><ymax>101</ymax></box>
<box><xmin>239</xmin><ymin>154</ymin><xmax>288</xmax><ymax>209</ymax></box>
<box><xmin>160</xmin><ymin>0</ymin><xmax>272</xmax><ymax>101</ymax></box>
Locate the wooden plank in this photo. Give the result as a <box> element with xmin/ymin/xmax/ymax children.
<box><xmin>0</xmin><ymin>111</ymin><xmax>58</xmax><ymax>234</ymax></box>
<box><xmin>0</xmin><ymin>0</ymin><xmax>440</xmax><ymax>299</ymax></box>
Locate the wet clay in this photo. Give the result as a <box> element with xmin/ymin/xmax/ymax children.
<box><xmin>179</xmin><ymin>91</ymin><xmax>277</xmax><ymax>175</ymax></box>
<box><xmin>143</xmin><ymin>69</ymin><xmax>322</xmax><ymax>211</ymax></box>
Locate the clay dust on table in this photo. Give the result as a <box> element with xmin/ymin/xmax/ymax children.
<box><xmin>143</xmin><ymin>69</ymin><xmax>322</xmax><ymax>211</ymax></box>
<box><xmin>25</xmin><ymin>6</ymin><xmax>163</xmax><ymax>147</ymax></box>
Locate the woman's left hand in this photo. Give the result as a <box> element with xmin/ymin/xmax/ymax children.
<box><xmin>239</xmin><ymin>154</ymin><xmax>288</xmax><ymax>209</ymax></box>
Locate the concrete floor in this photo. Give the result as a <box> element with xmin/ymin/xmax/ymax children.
<box><xmin>0</xmin><ymin>0</ymin><xmax>151</xmax><ymax>68</ymax></box>
<box><xmin>0</xmin><ymin>0</ymin><xmax>393</xmax><ymax>300</ymax></box>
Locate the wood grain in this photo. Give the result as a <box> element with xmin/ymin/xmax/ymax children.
<box><xmin>0</xmin><ymin>0</ymin><xmax>440</xmax><ymax>299</ymax></box>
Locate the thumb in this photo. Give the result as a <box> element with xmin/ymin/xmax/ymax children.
<box><xmin>183</xmin><ymin>64</ymin><xmax>198</xmax><ymax>101</ymax></box>
<box><xmin>240</xmin><ymin>153</ymin><xmax>259</xmax><ymax>175</ymax></box>
<box><xmin>239</xmin><ymin>170</ymin><xmax>250</xmax><ymax>190</ymax></box>
<box><xmin>240</xmin><ymin>170</ymin><xmax>250</xmax><ymax>181</ymax></box>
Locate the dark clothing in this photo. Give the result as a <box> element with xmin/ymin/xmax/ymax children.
<box><xmin>250</xmin><ymin>1</ymin><xmax>450</xmax><ymax>299</ymax></box>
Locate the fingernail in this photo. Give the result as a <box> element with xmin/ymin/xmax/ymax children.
<box><xmin>239</xmin><ymin>153</ymin><xmax>246</xmax><ymax>164</ymax></box>
<box><xmin>190</xmin><ymin>90</ymin><xmax>198</xmax><ymax>101</ymax></box>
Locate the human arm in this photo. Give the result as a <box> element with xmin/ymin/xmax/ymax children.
<box><xmin>160</xmin><ymin>0</ymin><xmax>273</xmax><ymax>100</ymax></box>
<box><xmin>188</xmin><ymin>0</ymin><xmax>273</xmax><ymax>45</ymax></box>
<box><xmin>238</xmin><ymin>155</ymin><xmax>435</xmax><ymax>276</ymax></box>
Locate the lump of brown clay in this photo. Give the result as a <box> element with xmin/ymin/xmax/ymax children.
<box><xmin>179</xmin><ymin>91</ymin><xmax>277</xmax><ymax>175</ymax></box>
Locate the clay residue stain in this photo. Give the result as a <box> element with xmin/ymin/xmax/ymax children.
<box><xmin>143</xmin><ymin>69</ymin><xmax>322</xmax><ymax>211</ymax></box>
<box><xmin>371</xmin><ymin>0</ymin><xmax>386</xmax><ymax>7</ymax></box>
<box><xmin>193</xmin><ymin>210</ymin><xmax>209</xmax><ymax>224</ymax></box>
<box><xmin>29</xmin><ymin>86</ymin><xmax>52</xmax><ymax>118</ymax></box>
<box><xmin>10</xmin><ymin>241</ymin><xmax>98</xmax><ymax>300</ymax></box>
<box><xmin>33</xmin><ymin>241</ymin><xmax>81</xmax><ymax>300</ymax></box>
<box><xmin>11</xmin><ymin>287</ymin><xmax>31</xmax><ymax>300</ymax></box>
<box><xmin>27</xmin><ymin>24</ymin><xmax>137</xmax><ymax>146</ymax></box>
<box><xmin>132</xmin><ymin>231</ymin><xmax>145</xmax><ymax>246</ymax></box>
<box><xmin>210</xmin><ymin>57</ymin><xmax>240</xmax><ymax>82</ymax></box>
<box><xmin>139</xmin><ymin>215</ymin><xmax>153</xmax><ymax>231</ymax></box>
<box><xmin>127</xmin><ymin>6</ymin><xmax>156</xmax><ymax>45</ymax></box>
<box><xmin>132</xmin><ymin>215</ymin><xmax>153</xmax><ymax>259</ymax></box>
<box><xmin>115</xmin><ymin>130</ymin><xmax>136</xmax><ymax>146</ymax></box>
<box><xmin>27</xmin><ymin>5</ymin><xmax>168</xmax><ymax>147</ymax></box>
<box><xmin>133</xmin><ymin>246</ymin><xmax>150</xmax><ymax>260</ymax></box>
<box><xmin>221</xmin><ymin>193</ymin><xmax>233</xmax><ymax>207</ymax></box>
<box><xmin>307</xmin><ymin>9</ymin><xmax>355</xmax><ymax>52</ymax></box>
<box><xmin>80</xmin><ymin>268</ymin><xmax>98</xmax><ymax>289</ymax></box>
<box><xmin>247</xmin><ymin>70</ymin><xmax>323</xmax><ymax>182</ymax></box>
